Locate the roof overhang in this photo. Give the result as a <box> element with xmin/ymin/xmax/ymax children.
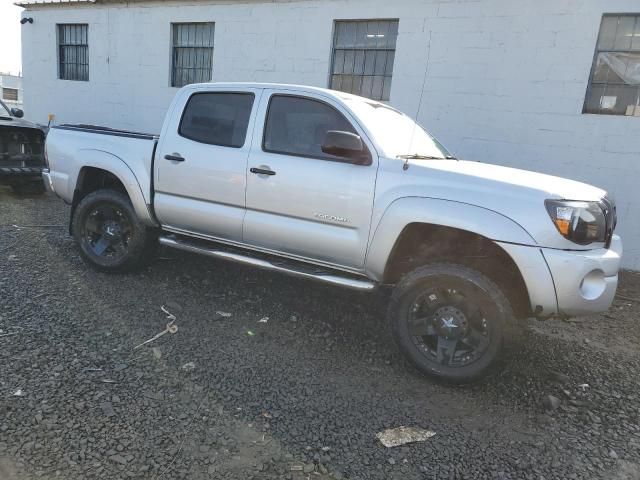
<box><xmin>15</xmin><ymin>0</ymin><xmax>97</xmax><ymax>7</ymax></box>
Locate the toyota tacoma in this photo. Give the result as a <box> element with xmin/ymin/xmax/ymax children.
<box><xmin>43</xmin><ymin>83</ymin><xmax>622</xmax><ymax>382</ymax></box>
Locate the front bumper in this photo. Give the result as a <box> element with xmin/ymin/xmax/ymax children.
<box><xmin>42</xmin><ymin>169</ymin><xmax>55</xmax><ymax>193</ymax></box>
<box><xmin>542</xmin><ymin>235</ymin><xmax>622</xmax><ymax>317</ymax></box>
<box><xmin>0</xmin><ymin>166</ymin><xmax>43</xmax><ymax>177</ymax></box>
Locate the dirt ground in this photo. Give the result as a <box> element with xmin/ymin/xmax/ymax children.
<box><xmin>1</xmin><ymin>188</ymin><xmax>639</xmax><ymax>480</ymax></box>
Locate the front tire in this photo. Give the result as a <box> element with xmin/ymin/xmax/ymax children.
<box><xmin>388</xmin><ymin>263</ymin><xmax>513</xmax><ymax>383</ymax></box>
<box><xmin>72</xmin><ymin>189</ymin><xmax>156</xmax><ymax>273</ymax></box>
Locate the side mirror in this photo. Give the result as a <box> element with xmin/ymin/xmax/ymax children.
<box><xmin>321</xmin><ymin>130</ymin><xmax>370</xmax><ymax>165</ymax></box>
<box><xmin>11</xmin><ymin>108</ymin><xmax>24</xmax><ymax>118</ymax></box>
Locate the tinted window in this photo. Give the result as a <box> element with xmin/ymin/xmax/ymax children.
<box><xmin>179</xmin><ymin>93</ymin><xmax>254</xmax><ymax>148</ymax></box>
<box><xmin>263</xmin><ymin>95</ymin><xmax>357</xmax><ymax>160</ymax></box>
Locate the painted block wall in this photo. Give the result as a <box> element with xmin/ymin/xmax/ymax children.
<box><xmin>21</xmin><ymin>0</ymin><xmax>640</xmax><ymax>268</ymax></box>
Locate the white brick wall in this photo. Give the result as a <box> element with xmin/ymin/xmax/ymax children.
<box><xmin>21</xmin><ymin>0</ymin><xmax>640</xmax><ymax>269</ymax></box>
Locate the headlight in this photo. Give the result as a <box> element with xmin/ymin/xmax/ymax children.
<box><xmin>545</xmin><ymin>199</ymin><xmax>607</xmax><ymax>245</ymax></box>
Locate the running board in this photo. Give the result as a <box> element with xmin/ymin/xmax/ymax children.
<box><xmin>158</xmin><ymin>235</ymin><xmax>376</xmax><ymax>291</ymax></box>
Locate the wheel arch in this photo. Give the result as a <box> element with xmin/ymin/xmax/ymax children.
<box><xmin>366</xmin><ymin>197</ymin><xmax>540</xmax><ymax>318</ymax></box>
<box><xmin>69</xmin><ymin>150</ymin><xmax>156</xmax><ymax>228</ymax></box>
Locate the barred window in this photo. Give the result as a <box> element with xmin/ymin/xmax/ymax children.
<box><xmin>2</xmin><ymin>88</ymin><xmax>18</xmax><ymax>102</ymax></box>
<box><xmin>58</xmin><ymin>24</ymin><xmax>88</xmax><ymax>81</ymax></box>
<box><xmin>584</xmin><ymin>14</ymin><xmax>640</xmax><ymax>116</ymax></box>
<box><xmin>330</xmin><ymin>20</ymin><xmax>399</xmax><ymax>101</ymax></box>
<box><xmin>171</xmin><ymin>23</ymin><xmax>215</xmax><ymax>88</ymax></box>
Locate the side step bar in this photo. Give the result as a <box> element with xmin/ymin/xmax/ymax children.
<box><xmin>159</xmin><ymin>235</ymin><xmax>376</xmax><ymax>291</ymax></box>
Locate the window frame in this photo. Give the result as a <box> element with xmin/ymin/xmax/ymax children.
<box><xmin>583</xmin><ymin>13</ymin><xmax>640</xmax><ymax>116</ymax></box>
<box><xmin>170</xmin><ymin>22</ymin><xmax>216</xmax><ymax>88</ymax></box>
<box><xmin>2</xmin><ymin>88</ymin><xmax>18</xmax><ymax>102</ymax></box>
<box><xmin>177</xmin><ymin>91</ymin><xmax>255</xmax><ymax>149</ymax></box>
<box><xmin>328</xmin><ymin>19</ymin><xmax>399</xmax><ymax>101</ymax></box>
<box><xmin>57</xmin><ymin>23</ymin><xmax>89</xmax><ymax>82</ymax></box>
<box><xmin>261</xmin><ymin>93</ymin><xmax>372</xmax><ymax>165</ymax></box>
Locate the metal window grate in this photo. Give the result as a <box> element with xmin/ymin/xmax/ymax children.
<box><xmin>58</xmin><ymin>24</ymin><xmax>88</xmax><ymax>81</ymax></box>
<box><xmin>584</xmin><ymin>14</ymin><xmax>640</xmax><ymax>116</ymax></box>
<box><xmin>330</xmin><ymin>19</ymin><xmax>399</xmax><ymax>101</ymax></box>
<box><xmin>171</xmin><ymin>23</ymin><xmax>215</xmax><ymax>88</ymax></box>
<box><xmin>2</xmin><ymin>88</ymin><xmax>18</xmax><ymax>102</ymax></box>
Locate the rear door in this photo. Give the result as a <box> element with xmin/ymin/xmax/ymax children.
<box><xmin>154</xmin><ymin>87</ymin><xmax>261</xmax><ymax>241</ymax></box>
<box><xmin>243</xmin><ymin>89</ymin><xmax>378</xmax><ymax>270</ymax></box>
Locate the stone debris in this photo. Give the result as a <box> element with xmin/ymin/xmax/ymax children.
<box><xmin>376</xmin><ymin>427</ymin><xmax>436</xmax><ymax>448</ymax></box>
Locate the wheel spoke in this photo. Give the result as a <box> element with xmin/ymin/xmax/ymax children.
<box><xmin>111</xmin><ymin>241</ymin><xmax>127</xmax><ymax>257</ymax></box>
<box><xmin>85</xmin><ymin>216</ymin><xmax>102</xmax><ymax>235</ymax></box>
<box><xmin>436</xmin><ymin>337</ymin><xmax>458</xmax><ymax>365</ymax></box>
<box><xmin>93</xmin><ymin>236</ymin><xmax>110</xmax><ymax>256</ymax></box>
<box><xmin>408</xmin><ymin>316</ymin><xmax>437</xmax><ymax>336</ymax></box>
<box><xmin>461</xmin><ymin>327</ymin><xmax>489</xmax><ymax>351</ymax></box>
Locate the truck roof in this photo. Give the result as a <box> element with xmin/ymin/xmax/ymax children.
<box><xmin>184</xmin><ymin>82</ymin><xmax>362</xmax><ymax>101</ymax></box>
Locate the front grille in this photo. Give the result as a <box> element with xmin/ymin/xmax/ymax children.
<box><xmin>600</xmin><ymin>196</ymin><xmax>617</xmax><ymax>248</ymax></box>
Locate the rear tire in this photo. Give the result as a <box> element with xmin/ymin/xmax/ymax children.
<box><xmin>72</xmin><ymin>189</ymin><xmax>157</xmax><ymax>273</ymax></box>
<box><xmin>388</xmin><ymin>263</ymin><xmax>513</xmax><ymax>383</ymax></box>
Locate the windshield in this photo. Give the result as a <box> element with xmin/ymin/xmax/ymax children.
<box><xmin>343</xmin><ymin>97</ymin><xmax>452</xmax><ymax>159</ymax></box>
<box><xmin>0</xmin><ymin>100</ymin><xmax>12</xmax><ymax>118</ymax></box>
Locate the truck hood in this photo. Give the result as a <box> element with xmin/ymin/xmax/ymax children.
<box><xmin>383</xmin><ymin>158</ymin><xmax>609</xmax><ymax>249</ymax></box>
<box><xmin>421</xmin><ymin>159</ymin><xmax>606</xmax><ymax>201</ymax></box>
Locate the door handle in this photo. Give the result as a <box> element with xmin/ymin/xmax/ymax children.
<box><xmin>250</xmin><ymin>167</ymin><xmax>276</xmax><ymax>176</ymax></box>
<box><xmin>164</xmin><ymin>153</ymin><xmax>185</xmax><ymax>162</ymax></box>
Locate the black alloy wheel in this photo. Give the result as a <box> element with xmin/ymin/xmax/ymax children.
<box><xmin>389</xmin><ymin>263</ymin><xmax>512</xmax><ymax>382</ymax></box>
<box><xmin>72</xmin><ymin>189</ymin><xmax>156</xmax><ymax>273</ymax></box>
<box><xmin>82</xmin><ymin>202</ymin><xmax>133</xmax><ymax>263</ymax></box>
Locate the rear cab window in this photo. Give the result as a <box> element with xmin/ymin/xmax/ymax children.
<box><xmin>262</xmin><ymin>95</ymin><xmax>360</xmax><ymax>161</ymax></box>
<box><xmin>179</xmin><ymin>92</ymin><xmax>254</xmax><ymax>148</ymax></box>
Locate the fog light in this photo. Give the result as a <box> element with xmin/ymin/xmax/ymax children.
<box><xmin>579</xmin><ymin>270</ymin><xmax>606</xmax><ymax>300</ymax></box>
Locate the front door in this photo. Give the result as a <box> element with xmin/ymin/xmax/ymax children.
<box><xmin>154</xmin><ymin>87</ymin><xmax>260</xmax><ymax>242</ymax></box>
<box><xmin>243</xmin><ymin>90</ymin><xmax>378</xmax><ymax>270</ymax></box>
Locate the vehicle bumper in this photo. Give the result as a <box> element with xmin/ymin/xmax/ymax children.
<box><xmin>42</xmin><ymin>169</ymin><xmax>55</xmax><ymax>193</ymax></box>
<box><xmin>541</xmin><ymin>235</ymin><xmax>622</xmax><ymax>317</ymax></box>
<box><xmin>0</xmin><ymin>166</ymin><xmax>43</xmax><ymax>177</ymax></box>
<box><xmin>0</xmin><ymin>166</ymin><xmax>44</xmax><ymax>185</ymax></box>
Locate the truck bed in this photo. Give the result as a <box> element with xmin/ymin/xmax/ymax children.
<box><xmin>45</xmin><ymin>123</ymin><xmax>158</xmax><ymax>206</ymax></box>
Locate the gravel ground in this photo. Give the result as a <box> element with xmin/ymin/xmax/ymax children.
<box><xmin>1</xmin><ymin>189</ymin><xmax>639</xmax><ymax>480</ymax></box>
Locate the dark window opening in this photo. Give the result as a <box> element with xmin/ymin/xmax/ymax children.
<box><xmin>2</xmin><ymin>88</ymin><xmax>18</xmax><ymax>102</ymax></box>
<box><xmin>172</xmin><ymin>23</ymin><xmax>215</xmax><ymax>88</ymax></box>
<box><xmin>179</xmin><ymin>92</ymin><xmax>254</xmax><ymax>148</ymax></box>
<box><xmin>584</xmin><ymin>14</ymin><xmax>640</xmax><ymax>116</ymax></box>
<box><xmin>330</xmin><ymin>19</ymin><xmax>399</xmax><ymax>101</ymax></box>
<box><xmin>263</xmin><ymin>95</ymin><xmax>358</xmax><ymax>160</ymax></box>
<box><xmin>58</xmin><ymin>24</ymin><xmax>89</xmax><ymax>81</ymax></box>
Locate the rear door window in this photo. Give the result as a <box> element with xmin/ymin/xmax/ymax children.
<box><xmin>179</xmin><ymin>92</ymin><xmax>254</xmax><ymax>148</ymax></box>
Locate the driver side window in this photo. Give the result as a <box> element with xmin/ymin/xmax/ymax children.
<box><xmin>262</xmin><ymin>95</ymin><xmax>357</xmax><ymax>161</ymax></box>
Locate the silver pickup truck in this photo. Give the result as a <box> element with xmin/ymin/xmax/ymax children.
<box><xmin>44</xmin><ymin>82</ymin><xmax>622</xmax><ymax>382</ymax></box>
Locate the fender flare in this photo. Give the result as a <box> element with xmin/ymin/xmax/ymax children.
<box><xmin>71</xmin><ymin>149</ymin><xmax>156</xmax><ymax>226</ymax></box>
<box><xmin>365</xmin><ymin>196</ymin><xmax>537</xmax><ymax>281</ymax></box>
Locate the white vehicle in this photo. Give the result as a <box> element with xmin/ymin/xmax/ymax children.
<box><xmin>43</xmin><ymin>83</ymin><xmax>622</xmax><ymax>382</ymax></box>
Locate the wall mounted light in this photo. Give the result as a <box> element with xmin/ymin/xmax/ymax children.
<box><xmin>20</xmin><ymin>17</ymin><xmax>34</xmax><ymax>25</ymax></box>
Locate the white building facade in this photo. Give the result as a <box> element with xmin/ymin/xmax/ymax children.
<box><xmin>19</xmin><ymin>0</ymin><xmax>640</xmax><ymax>269</ymax></box>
